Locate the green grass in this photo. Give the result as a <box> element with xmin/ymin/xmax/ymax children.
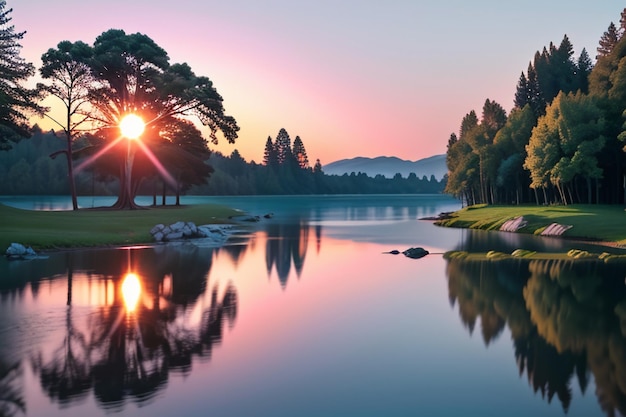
<box><xmin>435</xmin><ymin>204</ymin><xmax>626</xmax><ymax>245</ymax></box>
<box><xmin>0</xmin><ymin>203</ymin><xmax>242</xmax><ymax>250</ymax></box>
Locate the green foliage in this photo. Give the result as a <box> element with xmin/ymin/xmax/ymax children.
<box><xmin>0</xmin><ymin>1</ymin><xmax>41</xmax><ymax>149</ymax></box>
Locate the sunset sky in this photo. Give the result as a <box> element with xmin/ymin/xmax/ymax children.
<box><xmin>12</xmin><ymin>1</ymin><xmax>623</xmax><ymax>165</ymax></box>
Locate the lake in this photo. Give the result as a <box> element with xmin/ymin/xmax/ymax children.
<box><xmin>1</xmin><ymin>194</ymin><xmax>625</xmax><ymax>417</ymax></box>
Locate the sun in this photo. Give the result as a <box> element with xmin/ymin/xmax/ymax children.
<box><xmin>119</xmin><ymin>114</ymin><xmax>145</xmax><ymax>140</ymax></box>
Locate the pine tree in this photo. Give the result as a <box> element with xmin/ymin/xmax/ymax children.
<box><xmin>263</xmin><ymin>136</ymin><xmax>278</xmax><ymax>167</ymax></box>
<box><xmin>0</xmin><ymin>0</ymin><xmax>39</xmax><ymax>150</ymax></box>
<box><xmin>620</xmin><ymin>8</ymin><xmax>626</xmax><ymax>35</ymax></box>
<box><xmin>526</xmin><ymin>64</ymin><xmax>545</xmax><ymax>117</ymax></box>
<box><xmin>576</xmin><ymin>48</ymin><xmax>593</xmax><ymax>94</ymax></box>
<box><xmin>459</xmin><ymin>110</ymin><xmax>478</xmax><ymax>141</ymax></box>
<box><xmin>313</xmin><ymin>159</ymin><xmax>323</xmax><ymax>174</ymax></box>
<box><xmin>275</xmin><ymin>128</ymin><xmax>292</xmax><ymax>165</ymax></box>
<box><xmin>597</xmin><ymin>22</ymin><xmax>620</xmax><ymax>58</ymax></box>
<box><xmin>292</xmin><ymin>135</ymin><xmax>309</xmax><ymax>169</ymax></box>
<box><xmin>514</xmin><ymin>72</ymin><xmax>529</xmax><ymax>109</ymax></box>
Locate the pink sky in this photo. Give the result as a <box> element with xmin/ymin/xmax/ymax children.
<box><xmin>12</xmin><ymin>1</ymin><xmax>623</xmax><ymax>165</ymax></box>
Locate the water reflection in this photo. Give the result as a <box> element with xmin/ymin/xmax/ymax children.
<box><xmin>14</xmin><ymin>245</ymin><xmax>239</xmax><ymax>412</ymax></box>
<box><xmin>446</xmin><ymin>256</ymin><xmax>626</xmax><ymax>415</ymax></box>
<box><xmin>0</xmin><ymin>360</ymin><xmax>25</xmax><ymax>417</ymax></box>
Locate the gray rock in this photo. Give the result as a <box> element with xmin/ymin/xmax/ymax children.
<box><xmin>170</xmin><ymin>221</ymin><xmax>186</xmax><ymax>232</ymax></box>
<box><xmin>164</xmin><ymin>231</ymin><xmax>184</xmax><ymax>241</ymax></box>
<box><xmin>186</xmin><ymin>222</ymin><xmax>198</xmax><ymax>235</ymax></box>
<box><xmin>6</xmin><ymin>243</ymin><xmax>41</xmax><ymax>260</ymax></box>
<box><xmin>150</xmin><ymin>224</ymin><xmax>165</xmax><ymax>235</ymax></box>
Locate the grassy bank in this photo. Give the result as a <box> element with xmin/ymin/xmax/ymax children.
<box><xmin>0</xmin><ymin>203</ymin><xmax>242</xmax><ymax>250</ymax></box>
<box><xmin>435</xmin><ymin>204</ymin><xmax>626</xmax><ymax>246</ymax></box>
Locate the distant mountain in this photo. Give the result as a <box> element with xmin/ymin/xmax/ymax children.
<box><xmin>323</xmin><ymin>154</ymin><xmax>447</xmax><ymax>180</ymax></box>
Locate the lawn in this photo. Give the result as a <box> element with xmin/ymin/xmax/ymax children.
<box><xmin>435</xmin><ymin>204</ymin><xmax>626</xmax><ymax>245</ymax></box>
<box><xmin>0</xmin><ymin>203</ymin><xmax>242</xmax><ymax>250</ymax></box>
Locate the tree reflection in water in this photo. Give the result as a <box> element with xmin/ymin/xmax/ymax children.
<box><xmin>31</xmin><ymin>244</ymin><xmax>238</xmax><ymax>411</ymax></box>
<box><xmin>446</xmin><ymin>256</ymin><xmax>626</xmax><ymax>415</ymax></box>
<box><xmin>0</xmin><ymin>360</ymin><xmax>25</xmax><ymax>417</ymax></box>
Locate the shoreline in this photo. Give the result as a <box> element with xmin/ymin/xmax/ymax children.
<box><xmin>430</xmin><ymin>204</ymin><xmax>626</xmax><ymax>251</ymax></box>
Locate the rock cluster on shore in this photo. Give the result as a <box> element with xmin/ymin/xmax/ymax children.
<box><xmin>150</xmin><ymin>221</ymin><xmax>232</xmax><ymax>243</ymax></box>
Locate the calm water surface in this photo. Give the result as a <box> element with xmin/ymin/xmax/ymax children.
<box><xmin>1</xmin><ymin>195</ymin><xmax>625</xmax><ymax>417</ymax></box>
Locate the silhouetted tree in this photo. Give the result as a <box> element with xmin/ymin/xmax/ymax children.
<box><xmin>0</xmin><ymin>0</ymin><xmax>40</xmax><ymax>150</ymax></box>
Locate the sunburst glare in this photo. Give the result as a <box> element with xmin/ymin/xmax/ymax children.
<box><xmin>119</xmin><ymin>114</ymin><xmax>145</xmax><ymax>140</ymax></box>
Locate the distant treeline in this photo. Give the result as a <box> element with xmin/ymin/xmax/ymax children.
<box><xmin>0</xmin><ymin>128</ymin><xmax>445</xmax><ymax>196</ymax></box>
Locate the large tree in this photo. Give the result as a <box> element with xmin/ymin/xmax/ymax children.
<box><xmin>63</xmin><ymin>29</ymin><xmax>239</xmax><ymax>209</ymax></box>
<box><xmin>0</xmin><ymin>0</ymin><xmax>40</xmax><ymax>150</ymax></box>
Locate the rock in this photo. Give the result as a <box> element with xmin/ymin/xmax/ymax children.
<box><xmin>541</xmin><ymin>223</ymin><xmax>572</xmax><ymax>236</ymax></box>
<box><xmin>150</xmin><ymin>224</ymin><xmax>165</xmax><ymax>235</ymax></box>
<box><xmin>186</xmin><ymin>222</ymin><xmax>198</xmax><ymax>235</ymax></box>
<box><xmin>182</xmin><ymin>224</ymin><xmax>194</xmax><ymax>237</ymax></box>
<box><xmin>150</xmin><ymin>221</ymin><xmax>233</xmax><ymax>244</ymax></box>
<box><xmin>264</xmin><ymin>213</ymin><xmax>274</xmax><ymax>219</ymax></box>
<box><xmin>402</xmin><ymin>247</ymin><xmax>429</xmax><ymax>259</ymax></box>
<box><xmin>170</xmin><ymin>221</ymin><xmax>186</xmax><ymax>232</ymax></box>
<box><xmin>164</xmin><ymin>231</ymin><xmax>184</xmax><ymax>241</ymax></box>
<box><xmin>500</xmin><ymin>216</ymin><xmax>527</xmax><ymax>232</ymax></box>
<box><xmin>6</xmin><ymin>243</ymin><xmax>39</xmax><ymax>260</ymax></box>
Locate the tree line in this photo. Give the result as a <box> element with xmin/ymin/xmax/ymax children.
<box><xmin>0</xmin><ymin>127</ymin><xmax>445</xmax><ymax>196</ymax></box>
<box><xmin>445</xmin><ymin>9</ymin><xmax>626</xmax><ymax>206</ymax></box>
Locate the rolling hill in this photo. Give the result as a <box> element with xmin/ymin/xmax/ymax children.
<box><xmin>323</xmin><ymin>154</ymin><xmax>447</xmax><ymax>180</ymax></box>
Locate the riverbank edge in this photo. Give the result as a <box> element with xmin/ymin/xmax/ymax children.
<box><xmin>431</xmin><ymin>204</ymin><xmax>626</xmax><ymax>249</ymax></box>
<box><xmin>0</xmin><ymin>203</ymin><xmax>253</xmax><ymax>253</ymax></box>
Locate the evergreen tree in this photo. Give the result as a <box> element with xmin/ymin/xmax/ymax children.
<box><xmin>514</xmin><ymin>72</ymin><xmax>529</xmax><ymax>109</ymax></box>
<box><xmin>274</xmin><ymin>128</ymin><xmax>292</xmax><ymax>165</ymax></box>
<box><xmin>576</xmin><ymin>48</ymin><xmax>593</xmax><ymax>94</ymax></box>
<box><xmin>263</xmin><ymin>136</ymin><xmax>278</xmax><ymax>167</ymax></box>
<box><xmin>292</xmin><ymin>135</ymin><xmax>309</xmax><ymax>169</ymax></box>
<box><xmin>0</xmin><ymin>1</ymin><xmax>40</xmax><ymax>150</ymax></box>
<box><xmin>313</xmin><ymin>159</ymin><xmax>323</xmax><ymax>174</ymax></box>
<box><xmin>459</xmin><ymin>110</ymin><xmax>478</xmax><ymax>141</ymax></box>
<box><xmin>597</xmin><ymin>22</ymin><xmax>620</xmax><ymax>58</ymax></box>
<box><xmin>526</xmin><ymin>63</ymin><xmax>545</xmax><ymax>117</ymax></box>
<box><xmin>447</xmin><ymin>133</ymin><xmax>458</xmax><ymax>149</ymax></box>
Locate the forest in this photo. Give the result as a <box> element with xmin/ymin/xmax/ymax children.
<box><xmin>0</xmin><ymin>126</ymin><xmax>445</xmax><ymax>197</ymax></box>
<box><xmin>445</xmin><ymin>9</ymin><xmax>626</xmax><ymax>206</ymax></box>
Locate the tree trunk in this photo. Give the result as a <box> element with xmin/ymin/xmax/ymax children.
<box><xmin>152</xmin><ymin>180</ymin><xmax>157</xmax><ymax>206</ymax></box>
<box><xmin>162</xmin><ymin>180</ymin><xmax>167</xmax><ymax>206</ymax></box>
<box><xmin>65</xmin><ymin>134</ymin><xmax>79</xmax><ymax>210</ymax></box>
<box><xmin>111</xmin><ymin>144</ymin><xmax>142</xmax><ymax>210</ymax></box>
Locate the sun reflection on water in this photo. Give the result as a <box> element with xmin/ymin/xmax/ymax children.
<box><xmin>121</xmin><ymin>273</ymin><xmax>141</xmax><ymax>312</ymax></box>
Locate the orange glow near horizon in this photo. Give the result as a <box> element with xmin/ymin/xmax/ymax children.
<box><xmin>121</xmin><ymin>273</ymin><xmax>141</xmax><ymax>312</ymax></box>
<box><xmin>119</xmin><ymin>114</ymin><xmax>145</xmax><ymax>140</ymax></box>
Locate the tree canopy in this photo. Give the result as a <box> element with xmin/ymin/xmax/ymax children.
<box><xmin>37</xmin><ymin>29</ymin><xmax>239</xmax><ymax>208</ymax></box>
<box><xmin>0</xmin><ymin>0</ymin><xmax>40</xmax><ymax>150</ymax></box>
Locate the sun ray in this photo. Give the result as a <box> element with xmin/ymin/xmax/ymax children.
<box><xmin>74</xmin><ymin>135</ymin><xmax>127</xmax><ymax>175</ymax></box>
<box><xmin>135</xmin><ymin>139</ymin><xmax>177</xmax><ymax>188</ymax></box>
